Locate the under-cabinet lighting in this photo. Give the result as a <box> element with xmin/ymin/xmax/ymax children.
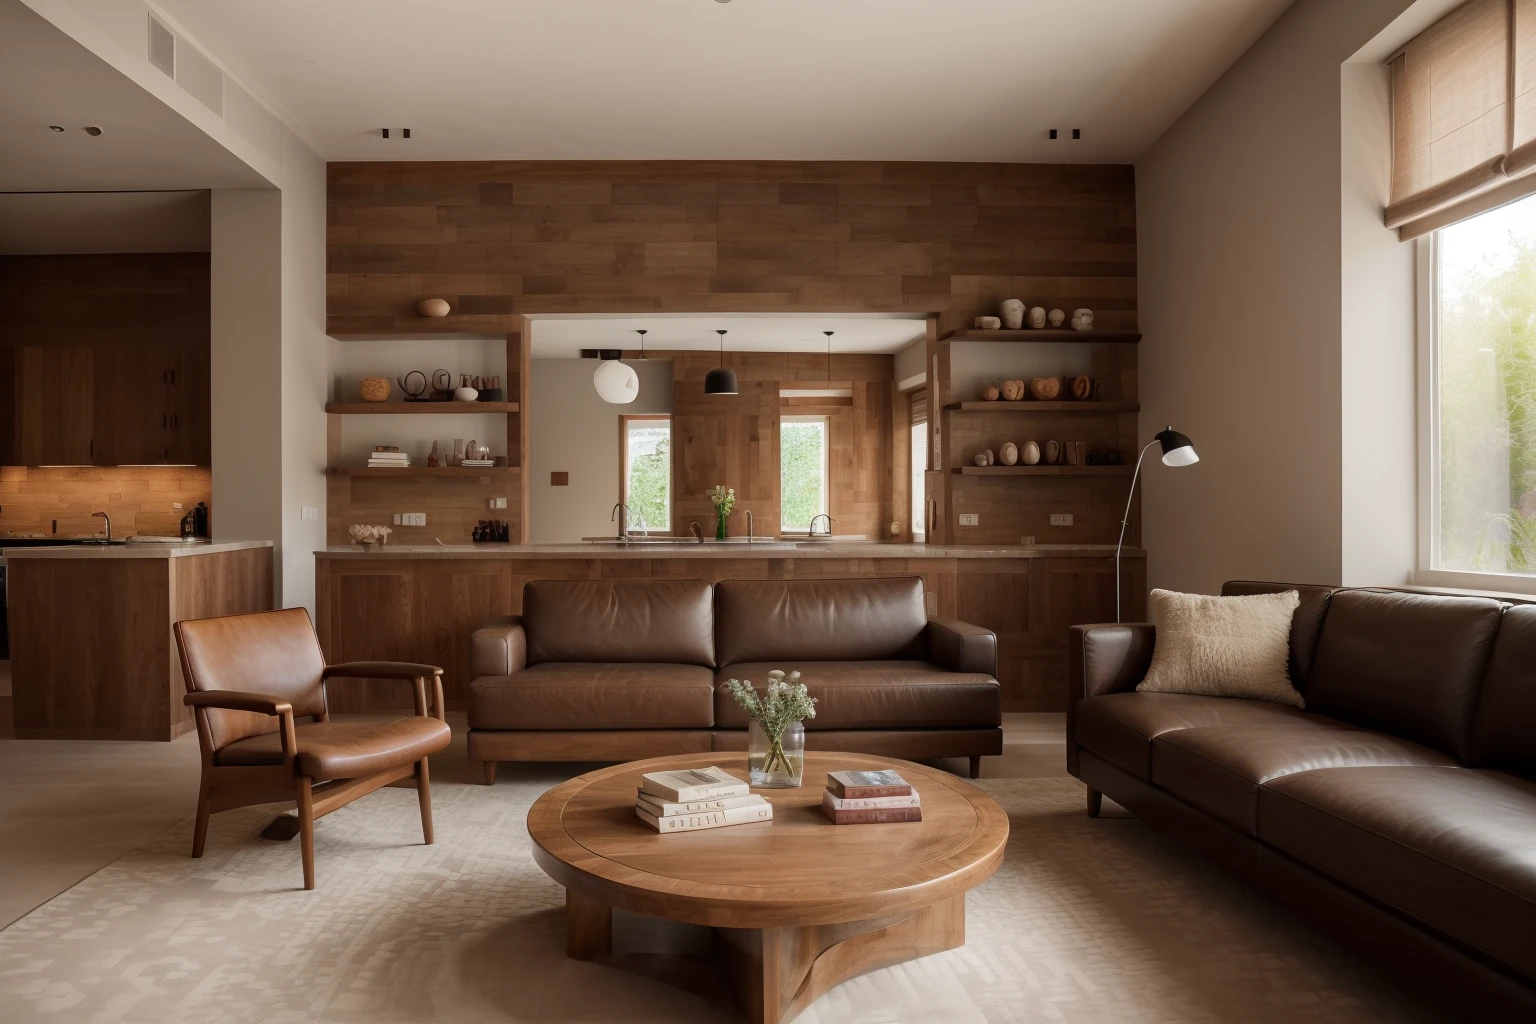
<box><xmin>35</xmin><ymin>465</ymin><xmax>93</xmax><ymax>468</ymax></box>
<box><xmin>116</xmin><ymin>464</ymin><xmax>198</xmax><ymax>468</ymax></box>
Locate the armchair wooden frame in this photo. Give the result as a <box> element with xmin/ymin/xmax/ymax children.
<box><xmin>178</xmin><ymin>648</ymin><xmax>447</xmax><ymax>891</ymax></box>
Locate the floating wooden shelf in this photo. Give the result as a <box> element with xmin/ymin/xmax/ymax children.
<box><xmin>948</xmin><ymin>329</ymin><xmax>1141</xmax><ymax>343</ymax></box>
<box><xmin>329</xmin><ymin>466</ymin><xmax>519</xmax><ymax>478</ymax></box>
<box><xmin>952</xmin><ymin>465</ymin><xmax>1133</xmax><ymax>476</ymax></box>
<box><xmin>325</xmin><ymin>402</ymin><xmax>519</xmax><ymax>414</ymax></box>
<box><xmin>945</xmin><ymin>401</ymin><xmax>1140</xmax><ymax>413</ymax></box>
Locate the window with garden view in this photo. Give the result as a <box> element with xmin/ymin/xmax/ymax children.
<box><xmin>621</xmin><ymin>416</ymin><xmax>669</xmax><ymax>533</ymax></box>
<box><xmin>780</xmin><ymin>416</ymin><xmax>828</xmax><ymax>532</ymax></box>
<box><xmin>1434</xmin><ymin>192</ymin><xmax>1536</xmax><ymax>575</ymax></box>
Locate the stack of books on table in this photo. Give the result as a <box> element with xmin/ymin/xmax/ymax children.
<box><xmin>635</xmin><ymin>766</ymin><xmax>773</xmax><ymax>833</ymax></box>
<box><xmin>822</xmin><ymin>769</ymin><xmax>922</xmax><ymax>824</ymax></box>
<box><xmin>367</xmin><ymin>446</ymin><xmax>410</xmax><ymax>468</ymax></box>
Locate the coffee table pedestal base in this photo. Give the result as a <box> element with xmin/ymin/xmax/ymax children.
<box><xmin>565</xmin><ymin>889</ymin><xmax>965</xmax><ymax>1024</ymax></box>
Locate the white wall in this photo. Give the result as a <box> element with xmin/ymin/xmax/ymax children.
<box><xmin>1136</xmin><ymin>0</ymin><xmax>1419</xmax><ymax>594</ymax></box>
<box><xmin>894</xmin><ymin>339</ymin><xmax>926</xmax><ymax>386</ymax></box>
<box><xmin>529</xmin><ymin>359</ymin><xmax>674</xmax><ymax>543</ymax></box>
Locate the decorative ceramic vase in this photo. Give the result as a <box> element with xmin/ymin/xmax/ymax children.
<box><xmin>748</xmin><ymin>718</ymin><xmax>805</xmax><ymax>787</ymax></box>
<box><xmin>427</xmin><ymin>441</ymin><xmax>440</xmax><ymax>468</ymax></box>
<box><xmin>358</xmin><ymin>376</ymin><xmax>390</xmax><ymax>403</ymax></box>
<box><xmin>454</xmin><ymin>385</ymin><xmax>478</xmax><ymax>402</ymax></box>
<box><xmin>1000</xmin><ymin>442</ymin><xmax>1019</xmax><ymax>466</ymax></box>
<box><xmin>1000</xmin><ymin>298</ymin><xmax>1025</xmax><ymax>330</ymax></box>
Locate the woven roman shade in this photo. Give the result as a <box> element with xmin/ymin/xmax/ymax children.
<box><xmin>909</xmin><ymin>387</ymin><xmax>927</xmax><ymax>427</ymax></box>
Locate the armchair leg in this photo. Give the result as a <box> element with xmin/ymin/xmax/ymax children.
<box><xmin>191</xmin><ymin>777</ymin><xmax>211</xmax><ymax>858</ymax></box>
<box><xmin>297</xmin><ymin>777</ymin><xmax>316</xmax><ymax>891</ymax></box>
<box><xmin>482</xmin><ymin>760</ymin><xmax>497</xmax><ymax>786</ymax></box>
<box><xmin>968</xmin><ymin>756</ymin><xmax>981</xmax><ymax>780</ymax></box>
<box><xmin>1086</xmin><ymin>787</ymin><xmax>1103</xmax><ymax>818</ymax></box>
<box><xmin>417</xmin><ymin>758</ymin><xmax>435</xmax><ymax>845</ymax></box>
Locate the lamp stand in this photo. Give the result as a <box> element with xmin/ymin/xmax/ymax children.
<box><xmin>1116</xmin><ymin>439</ymin><xmax>1160</xmax><ymax>623</ymax></box>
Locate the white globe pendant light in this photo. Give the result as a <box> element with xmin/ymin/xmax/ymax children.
<box><xmin>594</xmin><ymin>357</ymin><xmax>639</xmax><ymax>404</ymax></box>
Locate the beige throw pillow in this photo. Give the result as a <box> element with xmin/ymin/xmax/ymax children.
<box><xmin>1137</xmin><ymin>588</ymin><xmax>1304</xmax><ymax>707</ymax></box>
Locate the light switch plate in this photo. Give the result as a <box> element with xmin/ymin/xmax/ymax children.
<box><xmin>300</xmin><ymin>506</ymin><xmax>319</xmax><ymax>521</ymax></box>
<box><xmin>489</xmin><ymin>497</ymin><xmax>508</xmax><ymax>509</ymax></box>
<box><xmin>392</xmin><ymin>513</ymin><xmax>402</xmax><ymax>525</ymax></box>
<box><xmin>1050</xmin><ymin>513</ymin><xmax>1074</xmax><ymax>526</ymax></box>
<box><xmin>958</xmin><ymin>513</ymin><xmax>979</xmax><ymax>527</ymax></box>
<box><xmin>172</xmin><ymin>502</ymin><xmax>183</xmax><ymax>510</ymax></box>
<box><xmin>401</xmin><ymin>512</ymin><xmax>426</xmax><ymax>526</ymax></box>
<box><xmin>1020</xmin><ymin>535</ymin><xmax>1036</xmax><ymax>545</ymax></box>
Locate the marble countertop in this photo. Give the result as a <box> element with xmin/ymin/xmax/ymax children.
<box><xmin>317</xmin><ymin>542</ymin><xmax>1143</xmax><ymax>560</ymax></box>
<box><xmin>1</xmin><ymin>540</ymin><xmax>273</xmax><ymax>559</ymax></box>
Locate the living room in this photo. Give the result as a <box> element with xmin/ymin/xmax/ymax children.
<box><xmin>0</xmin><ymin>0</ymin><xmax>1529</xmax><ymax>1021</ymax></box>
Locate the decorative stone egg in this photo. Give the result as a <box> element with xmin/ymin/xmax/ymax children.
<box><xmin>417</xmin><ymin>297</ymin><xmax>451</xmax><ymax>317</ymax></box>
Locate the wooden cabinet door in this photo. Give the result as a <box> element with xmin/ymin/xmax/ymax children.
<box><xmin>166</xmin><ymin>343</ymin><xmax>211</xmax><ymax>465</ymax></box>
<box><xmin>93</xmin><ymin>345</ymin><xmax>173</xmax><ymax>465</ymax></box>
<box><xmin>17</xmin><ymin>346</ymin><xmax>94</xmax><ymax>466</ymax></box>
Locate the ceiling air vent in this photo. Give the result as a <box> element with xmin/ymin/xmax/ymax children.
<box><xmin>148</xmin><ymin>15</ymin><xmax>175</xmax><ymax>78</ymax></box>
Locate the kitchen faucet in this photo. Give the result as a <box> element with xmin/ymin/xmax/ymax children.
<box><xmin>610</xmin><ymin>502</ymin><xmax>631</xmax><ymax>541</ymax></box>
<box><xmin>745</xmin><ymin>509</ymin><xmax>754</xmax><ymax>543</ymax></box>
<box><xmin>91</xmin><ymin>511</ymin><xmax>111</xmax><ymax>541</ymax></box>
<box><xmin>809</xmin><ymin>513</ymin><xmax>833</xmax><ymax>536</ymax></box>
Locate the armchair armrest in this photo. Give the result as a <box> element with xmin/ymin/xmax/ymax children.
<box><xmin>926</xmin><ymin>618</ymin><xmax>997</xmax><ymax>676</ymax></box>
<box><xmin>184</xmin><ymin>690</ymin><xmax>293</xmax><ymax>716</ymax></box>
<box><xmin>471</xmin><ymin>615</ymin><xmax>525</xmax><ymax>678</ymax></box>
<box><xmin>321</xmin><ymin>661</ymin><xmax>446</xmax><ymax>721</ymax></box>
<box><xmin>1066</xmin><ymin>623</ymin><xmax>1156</xmax><ymax>777</ymax></box>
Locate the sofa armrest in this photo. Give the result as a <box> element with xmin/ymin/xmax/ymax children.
<box><xmin>926</xmin><ymin>618</ymin><xmax>997</xmax><ymax>676</ymax></box>
<box><xmin>471</xmin><ymin>615</ymin><xmax>526</xmax><ymax>678</ymax></box>
<box><xmin>1066</xmin><ymin>623</ymin><xmax>1156</xmax><ymax>777</ymax></box>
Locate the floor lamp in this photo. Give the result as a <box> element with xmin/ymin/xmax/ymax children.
<box><xmin>1117</xmin><ymin>426</ymin><xmax>1199</xmax><ymax>621</ymax></box>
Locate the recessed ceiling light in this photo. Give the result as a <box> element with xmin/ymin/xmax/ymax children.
<box><xmin>83</xmin><ymin>126</ymin><xmax>102</xmax><ymax>136</ymax></box>
<box><xmin>48</xmin><ymin>125</ymin><xmax>64</xmax><ymax>132</ymax></box>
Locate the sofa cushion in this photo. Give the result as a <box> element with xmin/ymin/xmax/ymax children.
<box><xmin>1305</xmin><ymin>590</ymin><xmax>1503</xmax><ymax>760</ymax></box>
<box><xmin>1137</xmin><ymin>588</ymin><xmax>1303</xmax><ymax>707</ymax></box>
<box><xmin>715</xmin><ymin>577</ymin><xmax>927</xmax><ymax>666</ymax></box>
<box><xmin>1153</xmin><ymin>725</ymin><xmax>1457</xmax><ymax>835</ymax></box>
<box><xmin>523</xmin><ymin>579</ymin><xmax>714</xmax><ymax>667</ymax></box>
<box><xmin>713</xmin><ymin>661</ymin><xmax>999</xmax><ymax>730</ymax></box>
<box><xmin>216</xmin><ymin>717</ymin><xmax>452</xmax><ymax>782</ymax></box>
<box><xmin>468</xmin><ymin>663</ymin><xmax>716</xmax><ymax>730</ymax></box>
<box><xmin>1075</xmin><ymin>692</ymin><xmax>1329</xmax><ymax>781</ymax></box>
<box><xmin>1260</xmin><ymin>766</ymin><xmax>1536</xmax><ymax>982</ymax></box>
<box><xmin>1220</xmin><ymin>581</ymin><xmax>1337</xmax><ymax>689</ymax></box>
<box><xmin>1472</xmin><ymin>603</ymin><xmax>1536</xmax><ymax>779</ymax></box>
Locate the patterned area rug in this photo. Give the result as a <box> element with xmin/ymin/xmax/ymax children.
<box><xmin>0</xmin><ymin>770</ymin><xmax>1446</xmax><ymax>1024</ymax></box>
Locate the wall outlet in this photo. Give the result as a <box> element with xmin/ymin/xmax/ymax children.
<box><xmin>1020</xmin><ymin>535</ymin><xmax>1036</xmax><ymax>546</ymax></box>
<box><xmin>958</xmin><ymin>513</ymin><xmax>979</xmax><ymax>527</ymax></box>
<box><xmin>400</xmin><ymin>512</ymin><xmax>426</xmax><ymax>526</ymax></box>
<box><xmin>300</xmin><ymin>506</ymin><xmax>319</xmax><ymax>521</ymax></box>
<box><xmin>489</xmin><ymin>497</ymin><xmax>508</xmax><ymax>509</ymax></box>
<box><xmin>172</xmin><ymin>502</ymin><xmax>183</xmax><ymax>510</ymax></box>
<box><xmin>392</xmin><ymin>513</ymin><xmax>401</xmax><ymax>525</ymax></box>
<box><xmin>1050</xmin><ymin>513</ymin><xmax>1074</xmax><ymax>527</ymax></box>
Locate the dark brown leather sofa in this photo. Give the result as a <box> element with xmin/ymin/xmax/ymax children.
<box><xmin>1069</xmin><ymin>581</ymin><xmax>1536</xmax><ymax>1018</ymax></box>
<box><xmin>467</xmin><ymin>576</ymin><xmax>1001</xmax><ymax>783</ymax></box>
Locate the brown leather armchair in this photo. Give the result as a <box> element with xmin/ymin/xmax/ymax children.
<box><xmin>175</xmin><ymin>607</ymin><xmax>452</xmax><ymax>890</ymax></box>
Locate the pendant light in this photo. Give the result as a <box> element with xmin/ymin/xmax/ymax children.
<box><xmin>635</xmin><ymin>328</ymin><xmax>648</xmax><ymax>359</ymax></box>
<box><xmin>593</xmin><ymin>333</ymin><xmax>640</xmax><ymax>404</ymax></box>
<box><xmin>824</xmin><ymin>330</ymin><xmax>834</xmax><ymax>384</ymax></box>
<box><xmin>705</xmin><ymin>329</ymin><xmax>738</xmax><ymax>395</ymax></box>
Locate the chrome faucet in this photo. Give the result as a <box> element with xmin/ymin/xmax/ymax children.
<box><xmin>91</xmin><ymin>511</ymin><xmax>111</xmax><ymax>541</ymax></box>
<box><xmin>809</xmin><ymin>513</ymin><xmax>833</xmax><ymax>536</ymax></box>
<box><xmin>689</xmin><ymin>522</ymin><xmax>704</xmax><ymax>544</ymax></box>
<box><xmin>610</xmin><ymin>502</ymin><xmax>630</xmax><ymax>541</ymax></box>
<box><xmin>745</xmin><ymin>509</ymin><xmax>754</xmax><ymax>543</ymax></box>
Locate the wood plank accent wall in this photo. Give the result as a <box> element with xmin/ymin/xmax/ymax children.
<box><xmin>788</xmin><ymin>382</ymin><xmax>893</xmax><ymax>540</ymax></box>
<box><xmin>0</xmin><ymin>466</ymin><xmax>211</xmax><ymax>539</ymax></box>
<box><xmin>325</xmin><ymin>162</ymin><xmax>1135</xmax><ymax>335</ymax></box>
<box><xmin>672</xmin><ymin>380</ymin><xmax>779</xmax><ymax>538</ymax></box>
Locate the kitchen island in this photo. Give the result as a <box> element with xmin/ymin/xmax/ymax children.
<box><xmin>5</xmin><ymin>541</ymin><xmax>273</xmax><ymax>740</ymax></box>
<box><xmin>315</xmin><ymin>542</ymin><xmax>1145</xmax><ymax>713</ymax></box>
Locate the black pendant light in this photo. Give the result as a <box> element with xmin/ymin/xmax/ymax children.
<box><xmin>705</xmin><ymin>329</ymin><xmax>738</xmax><ymax>395</ymax></box>
<box><xmin>636</xmin><ymin>329</ymin><xmax>648</xmax><ymax>359</ymax></box>
<box><xmin>824</xmin><ymin>330</ymin><xmax>834</xmax><ymax>383</ymax></box>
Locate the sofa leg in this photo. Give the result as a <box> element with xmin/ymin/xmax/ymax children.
<box><xmin>968</xmin><ymin>755</ymin><xmax>981</xmax><ymax>779</ymax></box>
<box><xmin>1086</xmin><ymin>787</ymin><xmax>1103</xmax><ymax>818</ymax></box>
<box><xmin>482</xmin><ymin>760</ymin><xmax>497</xmax><ymax>786</ymax></box>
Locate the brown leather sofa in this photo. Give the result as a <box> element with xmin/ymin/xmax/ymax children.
<box><xmin>1069</xmin><ymin>581</ymin><xmax>1536</xmax><ymax>1018</ymax></box>
<box><xmin>468</xmin><ymin>576</ymin><xmax>1001</xmax><ymax>783</ymax></box>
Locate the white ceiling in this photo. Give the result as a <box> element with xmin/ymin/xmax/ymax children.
<box><xmin>527</xmin><ymin>313</ymin><xmax>927</xmax><ymax>358</ymax></box>
<box><xmin>158</xmin><ymin>0</ymin><xmax>1292</xmax><ymax>163</ymax></box>
<box><xmin>0</xmin><ymin>191</ymin><xmax>210</xmax><ymax>254</ymax></box>
<box><xmin>0</xmin><ymin>1</ymin><xmax>267</xmax><ymax>191</ymax></box>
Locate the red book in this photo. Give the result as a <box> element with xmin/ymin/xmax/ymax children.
<box><xmin>826</xmin><ymin>769</ymin><xmax>912</xmax><ymax>800</ymax></box>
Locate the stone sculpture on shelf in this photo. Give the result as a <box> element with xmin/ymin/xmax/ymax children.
<box><xmin>1029</xmin><ymin>377</ymin><xmax>1061</xmax><ymax>400</ymax></box>
<box><xmin>1027</xmin><ymin>306</ymin><xmax>1047</xmax><ymax>329</ymax></box>
<box><xmin>1000</xmin><ymin>442</ymin><xmax>1019</xmax><ymax>466</ymax></box>
<box><xmin>1048</xmin><ymin>308</ymin><xmax>1066</xmax><ymax>327</ymax></box>
<box><xmin>416</xmin><ymin>297</ymin><xmax>451</xmax><ymax>318</ymax></box>
<box><xmin>1001</xmin><ymin>379</ymin><xmax>1026</xmax><ymax>401</ymax></box>
<box><xmin>981</xmin><ymin>385</ymin><xmax>1000</xmax><ymax>401</ymax></box>
<box><xmin>1022</xmin><ymin>440</ymin><xmax>1041</xmax><ymax>466</ymax></box>
<box><xmin>973</xmin><ymin>450</ymin><xmax>995</xmax><ymax>467</ymax></box>
<box><xmin>974</xmin><ymin>316</ymin><xmax>1001</xmax><ymax>330</ymax></box>
<box><xmin>1071</xmin><ymin>308</ymin><xmax>1095</xmax><ymax>331</ymax></box>
<box><xmin>999</xmin><ymin>299</ymin><xmax>1025</xmax><ymax>330</ymax></box>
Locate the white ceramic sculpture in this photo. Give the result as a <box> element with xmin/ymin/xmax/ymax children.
<box><xmin>974</xmin><ymin>316</ymin><xmax>1001</xmax><ymax>330</ymax></box>
<box><xmin>1000</xmin><ymin>442</ymin><xmax>1019</xmax><ymax>466</ymax></box>
<box><xmin>973</xmin><ymin>451</ymin><xmax>991</xmax><ymax>467</ymax></box>
<box><xmin>1048</xmin><ymin>308</ymin><xmax>1066</xmax><ymax>327</ymax></box>
<box><xmin>1022</xmin><ymin>440</ymin><xmax>1041</xmax><ymax>466</ymax></box>
<box><xmin>999</xmin><ymin>299</ymin><xmax>1025</xmax><ymax>330</ymax></box>
<box><xmin>1027</xmin><ymin>306</ymin><xmax>1047</xmax><ymax>329</ymax></box>
<box><xmin>454</xmin><ymin>384</ymin><xmax>478</xmax><ymax>402</ymax></box>
<box><xmin>1071</xmin><ymin>308</ymin><xmax>1094</xmax><ymax>331</ymax></box>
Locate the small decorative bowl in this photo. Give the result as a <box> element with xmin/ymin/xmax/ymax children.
<box><xmin>359</xmin><ymin>377</ymin><xmax>391</xmax><ymax>403</ymax></box>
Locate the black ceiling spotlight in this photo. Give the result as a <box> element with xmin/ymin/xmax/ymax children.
<box><xmin>381</xmin><ymin>128</ymin><xmax>389</xmax><ymax>138</ymax></box>
<box><xmin>705</xmin><ymin>330</ymin><xmax>738</xmax><ymax>395</ymax></box>
<box><xmin>1073</xmin><ymin>128</ymin><xmax>1082</xmax><ymax>139</ymax></box>
<box><xmin>83</xmin><ymin>126</ymin><xmax>102</xmax><ymax>136</ymax></box>
<box><xmin>48</xmin><ymin>125</ymin><xmax>64</xmax><ymax>132</ymax></box>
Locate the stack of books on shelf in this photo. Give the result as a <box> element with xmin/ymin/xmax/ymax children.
<box><xmin>822</xmin><ymin>769</ymin><xmax>922</xmax><ymax>824</ymax></box>
<box><xmin>635</xmin><ymin>766</ymin><xmax>773</xmax><ymax>833</ymax></box>
<box><xmin>366</xmin><ymin>446</ymin><xmax>410</xmax><ymax>469</ymax></box>
<box><xmin>460</xmin><ymin>455</ymin><xmax>495</xmax><ymax>467</ymax></box>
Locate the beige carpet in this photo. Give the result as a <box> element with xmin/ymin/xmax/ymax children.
<box><xmin>0</xmin><ymin>769</ymin><xmax>1447</xmax><ymax>1024</ymax></box>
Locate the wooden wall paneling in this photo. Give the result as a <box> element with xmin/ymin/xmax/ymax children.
<box><xmin>0</xmin><ymin>466</ymin><xmax>212</xmax><ymax>538</ymax></box>
<box><xmin>508</xmin><ymin>315</ymin><xmax>532</xmax><ymax>542</ymax></box>
<box><xmin>891</xmin><ymin>385</ymin><xmax>912</xmax><ymax>542</ymax></box>
<box><xmin>326</xmin><ymin>471</ymin><xmax>522</xmax><ymax>545</ymax></box>
<box><xmin>17</xmin><ymin>346</ymin><xmax>94</xmax><ymax>466</ymax></box>
<box><xmin>672</xmin><ymin>379</ymin><xmax>779</xmax><ymax>538</ymax></box>
<box><xmin>169</xmin><ymin>547</ymin><xmax>275</xmax><ymax>729</ymax></box>
<box><xmin>923</xmin><ymin>317</ymin><xmax>951</xmax><ymax>543</ymax></box>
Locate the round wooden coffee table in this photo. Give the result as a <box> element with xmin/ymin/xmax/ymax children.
<box><xmin>528</xmin><ymin>751</ymin><xmax>1008</xmax><ymax>1024</ymax></box>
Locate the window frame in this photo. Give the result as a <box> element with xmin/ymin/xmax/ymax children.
<box><xmin>779</xmin><ymin>413</ymin><xmax>830</xmax><ymax>535</ymax></box>
<box><xmin>910</xmin><ymin>414</ymin><xmax>928</xmax><ymax>540</ymax></box>
<box><xmin>618</xmin><ymin>414</ymin><xmax>671</xmax><ymax>534</ymax></box>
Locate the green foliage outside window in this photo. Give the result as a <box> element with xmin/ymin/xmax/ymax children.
<box><xmin>626</xmin><ymin>429</ymin><xmax>669</xmax><ymax>532</ymax></box>
<box><xmin>781</xmin><ymin>420</ymin><xmax>826</xmax><ymax>531</ymax></box>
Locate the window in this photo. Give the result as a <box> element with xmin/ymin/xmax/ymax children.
<box><xmin>780</xmin><ymin>415</ymin><xmax>828</xmax><ymax>532</ymax></box>
<box><xmin>910</xmin><ymin>389</ymin><xmax>928</xmax><ymax>539</ymax></box>
<box><xmin>1423</xmin><ymin>191</ymin><xmax>1536</xmax><ymax>584</ymax></box>
<box><xmin>620</xmin><ymin>416</ymin><xmax>669</xmax><ymax>533</ymax></box>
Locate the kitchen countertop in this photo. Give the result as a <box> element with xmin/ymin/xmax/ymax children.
<box><xmin>1</xmin><ymin>540</ymin><xmax>274</xmax><ymax>559</ymax></box>
<box><xmin>317</xmin><ymin>542</ymin><xmax>1143</xmax><ymax>560</ymax></box>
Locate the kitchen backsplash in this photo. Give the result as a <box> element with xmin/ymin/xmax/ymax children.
<box><xmin>0</xmin><ymin>466</ymin><xmax>211</xmax><ymax>538</ymax></box>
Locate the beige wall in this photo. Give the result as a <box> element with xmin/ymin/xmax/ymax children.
<box><xmin>529</xmin><ymin>358</ymin><xmax>674</xmax><ymax>543</ymax></box>
<box><xmin>1136</xmin><ymin>0</ymin><xmax>1419</xmax><ymax>594</ymax></box>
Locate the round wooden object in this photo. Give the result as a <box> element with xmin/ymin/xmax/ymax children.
<box><xmin>1029</xmin><ymin>376</ymin><xmax>1060</xmax><ymax>400</ymax></box>
<box><xmin>416</xmin><ymin>297</ymin><xmax>451</xmax><ymax>317</ymax></box>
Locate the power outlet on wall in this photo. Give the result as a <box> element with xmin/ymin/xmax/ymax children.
<box><xmin>1050</xmin><ymin>513</ymin><xmax>1074</xmax><ymax>526</ymax></box>
<box><xmin>958</xmin><ymin>513</ymin><xmax>979</xmax><ymax>527</ymax></box>
<box><xmin>488</xmin><ymin>497</ymin><xmax>507</xmax><ymax>509</ymax></box>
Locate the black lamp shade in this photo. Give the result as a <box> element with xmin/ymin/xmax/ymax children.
<box><xmin>1155</xmin><ymin>426</ymin><xmax>1198</xmax><ymax>467</ymax></box>
<box><xmin>704</xmin><ymin>367</ymin><xmax>738</xmax><ymax>395</ymax></box>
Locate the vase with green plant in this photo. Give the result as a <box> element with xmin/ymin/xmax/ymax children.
<box><xmin>722</xmin><ymin>670</ymin><xmax>817</xmax><ymax>787</ymax></box>
<box><xmin>708</xmin><ymin>484</ymin><xmax>736</xmax><ymax>541</ymax></box>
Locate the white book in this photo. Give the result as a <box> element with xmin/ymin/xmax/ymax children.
<box><xmin>636</xmin><ymin>791</ymin><xmax>761</xmax><ymax>817</ymax></box>
<box><xmin>639</xmin><ymin>765</ymin><xmax>749</xmax><ymax>803</ymax></box>
<box><xmin>369</xmin><ymin>451</ymin><xmax>409</xmax><ymax>459</ymax></box>
<box><xmin>823</xmin><ymin>790</ymin><xmax>921</xmax><ymax>811</ymax></box>
<box><xmin>636</xmin><ymin>800</ymin><xmax>773</xmax><ymax>833</ymax></box>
